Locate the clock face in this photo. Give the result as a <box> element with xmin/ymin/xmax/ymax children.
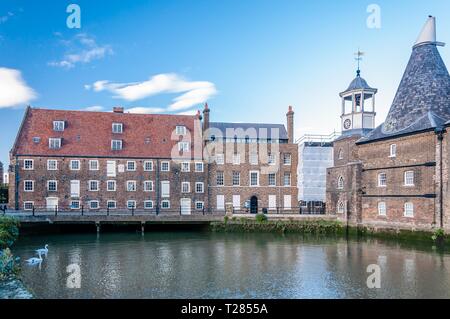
<box><xmin>344</xmin><ymin>119</ymin><xmax>352</xmax><ymax>130</ymax></box>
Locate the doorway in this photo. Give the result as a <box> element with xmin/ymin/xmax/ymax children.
<box><xmin>250</xmin><ymin>196</ymin><xmax>258</xmax><ymax>214</ymax></box>
<box><xmin>46</xmin><ymin>197</ymin><xmax>59</xmax><ymax>211</ymax></box>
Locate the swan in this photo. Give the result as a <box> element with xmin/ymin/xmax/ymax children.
<box><xmin>36</xmin><ymin>244</ymin><xmax>49</xmax><ymax>256</ymax></box>
<box><xmin>26</xmin><ymin>251</ymin><xmax>43</xmax><ymax>265</ymax></box>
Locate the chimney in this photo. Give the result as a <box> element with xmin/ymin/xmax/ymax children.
<box><xmin>286</xmin><ymin>106</ymin><xmax>294</xmax><ymax>143</ymax></box>
<box><xmin>202</xmin><ymin>103</ymin><xmax>210</xmax><ymax>133</ymax></box>
<box><xmin>113</xmin><ymin>106</ymin><xmax>124</xmax><ymax>113</ymax></box>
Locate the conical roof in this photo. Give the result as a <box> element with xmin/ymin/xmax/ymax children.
<box><xmin>340</xmin><ymin>70</ymin><xmax>377</xmax><ymax>96</ymax></box>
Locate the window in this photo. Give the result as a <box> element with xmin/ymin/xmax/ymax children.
<box><xmin>144</xmin><ymin>161</ymin><xmax>153</xmax><ymax>171</ymax></box>
<box><xmin>178</xmin><ymin>142</ymin><xmax>190</xmax><ymax>152</ymax></box>
<box><xmin>111</xmin><ymin>139</ymin><xmax>123</xmax><ymax>150</ymax></box>
<box><xmin>181</xmin><ymin>162</ymin><xmax>190</xmax><ymax>172</ymax></box>
<box><xmin>53</xmin><ymin>121</ymin><xmax>65</xmax><ymax>131</ymax></box>
<box><xmin>250</xmin><ymin>171</ymin><xmax>259</xmax><ymax>186</ymax></box>
<box><xmin>404</xmin><ymin>202</ymin><xmax>414</xmax><ymax>218</ymax></box>
<box><xmin>195</xmin><ymin>201</ymin><xmax>204</xmax><ymax>210</ymax></box>
<box><xmin>70</xmin><ymin>201</ymin><xmax>80</xmax><ymax>210</ymax></box>
<box><xmin>70</xmin><ymin>180</ymin><xmax>80</xmax><ymax>198</ymax></box>
<box><xmin>49</xmin><ymin>138</ymin><xmax>62</xmax><ymax>149</ymax></box>
<box><xmin>47</xmin><ymin>160</ymin><xmax>58</xmax><ymax>170</ymax></box>
<box><xmin>70</xmin><ymin>160</ymin><xmax>80</xmax><ymax>170</ymax></box>
<box><xmin>216</xmin><ymin>172</ymin><xmax>224</xmax><ymax>186</ymax></box>
<box><xmin>378</xmin><ymin>202</ymin><xmax>386</xmax><ymax>216</ymax></box>
<box><xmin>337</xmin><ymin>201</ymin><xmax>345</xmax><ymax>214</ymax></box>
<box><xmin>107</xmin><ymin>180</ymin><xmax>116</xmax><ymax>192</ymax></box>
<box><xmin>127</xmin><ymin>200</ymin><xmax>136</xmax><ymax>209</ymax></box>
<box><xmin>107</xmin><ymin>161</ymin><xmax>116</xmax><ymax>177</ymax></box>
<box><xmin>233</xmin><ymin>195</ymin><xmax>240</xmax><ymax>209</ymax></box>
<box><xmin>144</xmin><ymin>181</ymin><xmax>154</xmax><ymax>192</ymax></box>
<box><xmin>127</xmin><ymin>181</ymin><xmax>137</xmax><ymax>192</ymax></box>
<box><xmin>195</xmin><ymin>162</ymin><xmax>204</xmax><ymax>172</ymax></box>
<box><xmin>181</xmin><ymin>182</ymin><xmax>190</xmax><ymax>193</ymax></box>
<box><xmin>337</xmin><ymin>176</ymin><xmax>344</xmax><ymax>189</ymax></box>
<box><xmin>161</xmin><ymin>200</ymin><xmax>170</xmax><ymax>209</ymax></box>
<box><xmin>404</xmin><ymin>171</ymin><xmax>414</xmax><ymax>186</ymax></box>
<box><xmin>24</xmin><ymin>202</ymin><xmax>34</xmax><ymax>211</ymax></box>
<box><xmin>24</xmin><ymin>159</ymin><xmax>34</xmax><ymax>170</ymax></box>
<box><xmin>338</xmin><ymin>149</ymin><xmax>344</xmax><ymax>160</ymax></box>
<box><xmin>217</xmin><ymin>195</ymin><xmax>225</xmax><ymax>210</ymax></box>
<box><xmin>268</xmin><ymin>195</ymin><xmax>276</xmax><ymax>210</ymax></box>
<box><xmin>390</xmin><ymin>144</ymin><xmax>397</xmax><ymax>158</ymax></box>
<box><xmin>378</xmin><ymin>173</ymin><xmax>387</xmax><ymax>187</ymax></box>
<box><xmin>233</xmin><ymin>154</ymin><xmax>241</xmax><ymax>165</ymax></box>
<box><xmin>283</xmin><ymin>153</ymin><xmax>292</xmax><ymax>165</ymax></box>
<box><xmin>196</xmin><ymin>182</ymin><xmax>204</xmax><ymax>193</ymax></box>
<box><xmin>112</xmin><ymin>123</ymin><xmax>123</xmax><ymax>134</ymax></box>
<box><xmin>107</xmin><ymin>201</ymin><xmax>117</xmax><ymax>210</ymax></box>
<box><xmin>268</xmin><ymin>153</ymin><xmax>276</xmax><ymax>165</ymax></box>
<box><xmin>284</xmin><ymin>173</ymin><xmax>291</xmax><ymax>186</ymax></box>
<box><xmin>268</xmin><ymin>173</ymin><xmax>276</xmax><ymax>186</ymax></box>
<box><xmin>89</xmin><ymin>180</ymin><xmax>99</xmax><ymax>191</ymax></box>
<box><xmin>250</xmin><ymin>153</ymin><xmax>258</xmax><ymax>165</ymax></box>
<box><xmin>216</xmin><ymin>154</ymin><xmax>224</xmax><ymax>165</ymax></box>
<box><xmin>24</xmin><ymin>180</ymin><xmax>34</xmax><ymax>192</ymax></box>
<box><xmin>144</xmin><ymin>201</ymin><xmax>154</xmax><ymax>209</ymax></box>
<box><xmin>161</xmin><ymin>181</ymin><xmax>170</xmax><ymax>197</ymax></box>
<box><xmin>89</xmin><ymin>201</ymin><xmax>99</xmax><ymax>210</ymax></box>
<box><xmin>127</xmin><ymin>161</ymin><xmax>136</xmax><ymax>171</ymax></box>
<box><xmin>176</xmin><ymin>125</ymin><xmax>187</xmax><ymax>135</ymax></box>
<box><xmin>232</xmin><ymin>171</ymin><xmax>240</xmax><ymax>186</ymax></box>
<box><xmin>47</xmin><ymin>180</ymin><xmax>57</xmax><ymax>192</ymax></box>
<box><xmin>161</xmin><ymin>161</ymin><xmax>170</xmax><ymax>172</ymax></box>
<box><xmin>89</xmin><ymin>160</ymin><xmax>99</xmax><ymax>171</ymax></box>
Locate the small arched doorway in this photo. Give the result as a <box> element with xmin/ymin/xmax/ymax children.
<box><xmin>250</xmin><ymin>196</ymin><xmax>258</xmax><ymax>214</ymax></box>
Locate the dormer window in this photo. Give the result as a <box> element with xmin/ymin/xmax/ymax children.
<box><xmin>111</xmin><ymin>140</ymin><xmax>123</xmax><ymax>151</ymax></box>
<box><xmin>49</xmin><ymin>138</ymin><xmax>62</xmax><ymax>150</ymax></box>
<box><xmin>53</xmin><ymin>121</ymin><xmax>65</xmax><ymax>131</ymax></box>
<box><xmin>178</xmin><ymin>142</ymin><xmax>190</xmax><ymax>152</ymax></box>
<box><xmin>389</xmin><ymin>144</ymin><xmax>397</xmax><ymax>158</ymax></box>
<box><xmin>112</xmin><ymin>123</ymin><xmax>123</xmax><ymax>134</ymax></box>
<box><xmin>176</xmin><ymin>126</ymin><xmax>187</xmax><ymax>135</ymax></box>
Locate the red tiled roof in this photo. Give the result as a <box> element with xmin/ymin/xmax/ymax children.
<box><xmin>12</xmin><ymin>107</ymin><xmax>202</xmax><ymax>159</ymax></box>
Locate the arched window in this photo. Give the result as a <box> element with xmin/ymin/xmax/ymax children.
<box><xmin>338</xmin><ymin>149</ymin><xmax>344</xmax><ymax>160</ymax></box>
<box><xmin>337</xmin><ymin>201</ymin><xmax>345</xmax><ymax>214</ymax></box>
<box><xmin>337</xmin><ymin>176</ymin><xmax>344</xmax><ymax>189</ymax></box>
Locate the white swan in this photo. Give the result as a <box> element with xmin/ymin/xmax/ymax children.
<box><xmin>36</xmin><ymin>244</ymin><xmax>49</xmax><ymax>256</ymax></box>
<box><xmin>26</xmin><ymin>251</ymin><xmax>43</xmax><ymax>265</ymax></box>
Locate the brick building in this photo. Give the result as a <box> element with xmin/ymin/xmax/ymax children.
<box><xmin>0</xmin><ymin>161</ymin><xmax>3</xmax><ymax>184</ymax></box>
<box><xmin>8</xmin><ymin>103</ymin><xmax>298</xmax><ymax>214</ymax></box>
<box><xmin>326</xmin><ymin>16</ymin><xmax>450</xmax><ymax>232</ymax></box>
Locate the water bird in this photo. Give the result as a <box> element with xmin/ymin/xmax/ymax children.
<box><xmin>26</xmin><ymin>251</ymin><xmax>43</xmax><ymax>265</ymax></box>
<box><xmin>36</xmin><ymin>244</ymin><xmax>49</xmax><ymax>256</ymax></box>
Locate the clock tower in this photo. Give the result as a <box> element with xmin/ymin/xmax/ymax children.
<box><xmin>339</xmin><ymin>51</ymin><xmax>378</xmax><ymax>136</ymax></box>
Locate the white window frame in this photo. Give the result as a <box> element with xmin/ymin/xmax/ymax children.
<box><xmin>107</xmin><ymin>180</ymin><xmax>116</xmax><ymax>192</ymax></box>
<box><xmin>178</xmin><ymin>141</ymin><xmax>190</xmax><ymax>152</ymax></box>
<box><xmin>181</xmin><ymin>162</ymin><xmax>190</xmax><ymax>172</ymax></box>
<box><xmin>195</xmin><ymin>162</ymin><xmax>204</xmax><ymax>172</ymax></box>
<box><xmin>176</xmin><ymin>125</ymin><xmax>187</xmax><ymax>135</ymax></box>
<box><xmin>23</xmin><ymin>159</ymin><xmax>34</xmax><ymax>170</ymax></box>
<box><xmin>70</xmin><ymin>160</ymin><xmax>81</xmax><ymax>171</ymax></box>
<box><xmin>337</xmin><ymin>201</ymin><xmax>345</xmax><ymax>214</ymax></box>
<box><xmin>181</xmin><ymin>182</ymin><xmax>191</xmax><ymax>193</ymax></box>
<box><xmin>338</xmin><ymin>149</ymin><xmax>344</xmax><ymax>160</ymax></box>
<box><xmin>216</xmin><ymin>171</ymin><xmax>224</xmax><ymax>186</ymax></box>
<box><xmin>268</xmin><ymin>153</ymin><xmax>276</xmax><ymax>165</ymax></box>
<box><xmin>89</xmin><ymin>160</ymin><xmax>99</xmax><ymax>171</ymax></box>
<box><xmin>127</xmin><ymin>200</ymin><xmax>137</xmax><ymax>209</ymax></box>
<box><xmin>70</xmin><ymin>200</ymin><xmax>81</xmax><ymax>210</ymax></box>
<box><xmin>404</xmin><ymin>202</ymin><xmax>414</xmax><ymax>218</ymax></box>
<box><xmin>49</xmin><ymin>138</ymin><xmax>62</xmax><ymax>149</ymax></box>
<box><xmin>144</xmin><ymin>200</ymin><xmax>154</xmax><ymax>210</ymax></box>
<box><xmin>216</xmin><ymin>154</ymin><xmax>225</xmax><ymax>165</ymax></box>
<box><xmin>195</xmin><ymin>201</ymin><xmax>204</xmax><ymax>210</ymax></box>
<box><xmin>47</xmin><ymin>180</ymin><xmax>58</xmax><ymax>192</ymax></box>
<box><xmin>126</xmin><ymin>180</ymin><xmax>137</xmax><ymax>192</ymax></box>
<box><xmin>53</xmin><ymin>120</ymin><xmax>65</xmax><ymax>131</ymax></box>
<box><xmin>107</xmin><ymin>161</ymin><xmax>116</xmax><ymax>177</ymax></box>
<box><xmin>268</xmin><ymin>173</ymin><xmax>276</xmax><ymax>186</ymax></box>
<box><xmin>161</xmin><ymin>161</ymin><xmax>170</xmax><ymax>172</ymax></box>
<box><xmin>232</xmin><ymin>153</ymin><xmax>241</xmax><ymax>165</ymax></box>
<box><xmin>126</xmin><ymin>161</ymin><xmax>136</xmax><ymax>171</ymax></box>
<box><xmin>47</xmin><ymin>159</ymin><xmax>58</xmax><ymax>171</ymax></box>
<box><xmin>112</xmin><ymin>123</ymin><xmax>123</xmax><ymax>134</ymax></box>
<box><xmin>250</xmin><ymin>153</ymin><xmax>258</xmax><ymax>165</ymax></box>
<box><xmin>111</xmin><ymin>139</ymin><xmax>123</xmax><ymax>151</ymax></box>
<box><xmin>88</xmin><ymin>180</ymin><xmax>99</xmax><ymax>192</ymax></box>
<box><xmin>232</xmin><ymin>171</ymin><xmax>240</xmax><ymax>186</ymax></box>
<box><xmin>24</xmin><ymin>180</ymin><xmax>34</xmax><ymax>192</ymax></box>
<box><xmin>283</xmin><ymin>153</ymin><xmax>292</xmax><ymax>165</ymax></box>
<box><xmin>378</xmin><ymin>173</ymin><xmax>387</xmax><ymax>187</ymax></box>
<box><xmin>404</xmin><ymin>171</ymin><xmax>415</xmax><ymax>187</ymax></box>
<box><xmin>389</xmin><ymin>144</ymin><xmax>397</xmax><ymax>158</ymax></box>
<box><xmin>144</xmin><ymin>161</ymin><xmax>153</xmax><ymax>172</ymax></box>
<box><xmin>250</xmin><ymin>171</ymin><xmax>260</xmax><ymax>186</ymax></box>
<box><xmin>378</xmin><ymin>202</ymin><xmax>387</xmax><ymax>216</ymax></box>
<box><xmin>284</xmin><ymin>173</ymin><xmax>291</xmax><ymax>186</ymax></box>
<box><xmin>23</xmin><ymin>201</ymin><xmax>34</xmax><ymax>211</ymax></box>
<box><xmin>161</xmin><ymin>200</ymin><xmax>170</xmax><ymax>209</ymax></box>
<box><xmin>195</xmin><ymin>182</ymin><xmax>204</xmax><ymax>193</ymax></box>
<box><xmin>107</xmin><ymin>200</ymin><xmax>117</xmax><ymax>210</ymax></box>
<box><xmin>70</xmin><ymin>180</ymin><xmax>80</xmax><ymax>198</ymax></box>
<box><xmin>337</xmin><ymin>176</ymin><xmax>344</xmax><ymax>189</ymax></box>
<box><xmin>143</xmin><ymin>180</ymin><xmax>154</xmax><ymax>192</ymax></box>
<box><xmin>89</xmin><ymin>200</ymin><xmax>100</xmax><ymax>210</ymax></box>
<box><xmin>161</xmin><ymin>181</ymin><xmax>170</xmax><ymax>198</ymax></box>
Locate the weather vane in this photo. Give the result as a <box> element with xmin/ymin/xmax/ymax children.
<box><xmin>354</xmin><ymin>49</ymin><xmax>365</xmax><ymax>76</ymax></box>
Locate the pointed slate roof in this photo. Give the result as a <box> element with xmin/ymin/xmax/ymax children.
<box><xmin>340</xmin><ymin>71</ymin><xmax>377</xmax><ymax>96</ymax></box>
<box><xmin>358</xmin><ymin>16</ymin><xmax>450</xmax><ymax>144</ymax></box>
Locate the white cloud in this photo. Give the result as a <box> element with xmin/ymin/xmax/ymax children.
<box><xmin>0</xmin><ymin>67</ymin><xmax>37</xmax><ymax>108</ymax></box>
<box><xmin>125</xmin><ymin>107</ymin><xmax>166</xmax><ymax>114</ymax></box>
<box><xmin>0</xmin><ymin>12</ymin><xmax>14</xmax><ymax>24</ymax></box>
<box><xmin>177</xmin><ymin>109</ymin><xmax>199</xmax><ymax>116</ymax></box>
<box><xmin>86</xmin><ymin>73</ymin><xmax>217</xmax><ymax>111</ymax></box>
<box><xmin>82</xmin><ymin>105</ymin><xmax>104</xmax><ymax>112</ymax></box>
<box><xmin>49</xmin><ymin>33</ymin><xmax>113</xmax><ymax>69</ymax></box>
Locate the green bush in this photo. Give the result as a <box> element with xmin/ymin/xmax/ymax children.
<box><xmin>0</xmin><ymin>184</ymin><xmax>8</xmax><ymax>204</ymax></box>
<box><xmin>0</xmin><ymin>248</ymin><xmax>20</xmax><ymax>280</ymax></box>
<box><xmin>432</xmin><ymin>228</ymin><xmax>445</xmax><ymax>244</ymax></box>
<box><xmin>0</xmin><ymin>217</ymin><xmax>20</xmax><ymax>249</ymax></box>
<box><xmin>255</xmin><ymin>214</ymin><xmax>268</xmax><ymax>223</ymax></box>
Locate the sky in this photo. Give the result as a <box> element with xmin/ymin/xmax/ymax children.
<box><xmin>1</xmin><ymin>0</ymin><xmax>450</xmax><ymax>167</ymax></box>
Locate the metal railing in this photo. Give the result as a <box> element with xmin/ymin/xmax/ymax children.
<box><xmin>231</xmin><ymin>205</ymin><xmax>326</xmax><ymax>215</ymax></box>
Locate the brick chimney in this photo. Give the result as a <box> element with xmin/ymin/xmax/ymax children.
<box><xmin>202</xmin><ymin>103</ymin><xmax>210</xmax><ymax>132</ymax></box>
<box><xmin>113</xmin><ymin>106</ymin><xmax>124</xmax><ymax>113</ymax></box>
<box><xmin>286</xmin><ymin>105</ymin><xmax>294</xmax><ymax>143</ymax></box>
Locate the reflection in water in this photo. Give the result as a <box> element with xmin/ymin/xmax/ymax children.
<box><xmin>12</xmin><ymin>232</ymin><xmax>450</xmax><ymax>299</ymax></box>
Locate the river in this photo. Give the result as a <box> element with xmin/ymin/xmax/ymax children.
<box><xmin>11</xmin><ymin>231</ymin><xmax>450</xmax><ymax>299</ymax></box>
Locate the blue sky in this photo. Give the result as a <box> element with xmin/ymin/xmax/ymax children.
<box><xmin>1</xmin><ymin>0</ymin><xmax>450</xmax><ymax>166</ymax></box>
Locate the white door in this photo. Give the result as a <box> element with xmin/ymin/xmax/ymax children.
<box><xmin>70</xmin><ymin>180</ymin><xmax>80</xmax><ymax>198</ymax></box>
<box><xmin>269</xmin><ymin>195</ymin><xmax>277</xmax><ymax>211</ymax></box>
<box><xmin>180</xmin><ymin>199</ymin><xmax>191</xmax><ymax>215</ymax></box>
<box><xmin>217</xmin><ymin>195</ymin><xmax>225</xmax><ymax>211</ymax></box>
<box><xmin>284</xmin><ymin>195</ymin><xmax>292</xmax><ymax>210</ymax></box>
<box><xmin>107</xmin><ymin>161</ymin><xmax>116</xmax><ymax>177</ymax></box>
<box><xmin>46</xmin><ymin>197</ymin><xmax>59</xmax><ymax>211</ymax></box>
<box><xmin>233</xmin><ymin>195</ymin><xmax>240</xmax><ymax>211</ymax></box>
